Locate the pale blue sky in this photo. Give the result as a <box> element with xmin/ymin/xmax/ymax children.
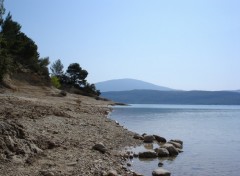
<box><xmin>5</xmin><ymin>0</ymin><xmax>240</xmax><ymax>90</ymax></box>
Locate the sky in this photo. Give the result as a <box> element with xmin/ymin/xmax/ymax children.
<box><xmin>4</xmin><ymin>0</ymin><xmax>240</xmax><ymax>91</ymax></box>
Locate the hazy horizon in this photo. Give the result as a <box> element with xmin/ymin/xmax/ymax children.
<box><xmin>5</xmin><ymin>0</ymin><xmax>240</xmax><ymax>91</ymax></box>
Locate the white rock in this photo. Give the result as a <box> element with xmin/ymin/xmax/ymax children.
<box><xmin>152</xmin><ymin>168</ymin><xmax>171</xmax><ymax>176</ymax></box>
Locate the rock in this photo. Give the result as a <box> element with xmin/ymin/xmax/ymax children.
<box><xmin>139</xmin><ymin>151</ymin><xmax>157</xmax><ymax>158</ymax></box>
<box><xmin>133</xmin><ymin>134</ymin><xmax>143</xmax><ymax>140</ymax></box>
<box><xmin>59</xmin><ymin>90</ymin><xmax>67</xmax><ymax>97</ymax></box>
<box><xmin>47</xmin><ymin>141</ymin><xmax>58</xmax><ymax>149</ymax></box>
<box><xmin>142</xmin><ymin>133</ymin><xmax>147</xmax><ymax>137</ymax></box>
<box><xmin>133</xmin><ymin>172</ymin><xmax>144</xmax><ymax>176</ymax></box>
<box><xmin>67</xmin><ymin>162</ymin><xmax>78</xmax><ymax>166</ymax></box>
<box><xmin>129</xmin><ymin>154</ymin><xmax>134</xmax><ymax>159</ymax></box>
<box><xmin>40</xmin><ymin>170</ymin><xmax>55</xmax><ymax>176</ymax></box>
<box><xmin>153</xmin><ymin>135</ymin><xmax>167</xmax><ymax>143</ymax></box>
<box><xmin>143</xmin><ymin>135</ymin><xmax>155</xmax><ymax>143</ymax></box>
<box><xmin>133</xmin><ymin>153</ymin><xmax>139</xmax><ymax>157</ymax></box>
<box><xmin>107</xmin><ymin>169</ymin><xmax>118</xmax><ymax>176</ymax></box>
<box><xmin>170</xmin><ymin>139</ymin><xmax>183</xmax><ymax>145</ymax></box>
<box><xmin>4</xmin><ymin>136</ymin><xmax>15</xmax><ymax>152</ymax></box>
<box><xmin>44</xmin><ymin>172</ymin><xmax>55</xmax><ymax>176</ymax></box>
<box><xmin>152</xmin><ymin>168</ymin><xmax>171</xmax><ymax>176</ymax></box>
<box><xmin>92</xmin><ymin>143</ymin><xmax>107</xmax><ymax>154</ymax></box>
<box><xmin>127</xmin><ymin>162</ymin><xmax>131</xmax><ymax>166</ymax></box>
<box><xmin>155</xmin><ymin>148</ymin><xmax>169</xmax><ymax>157</ymax></box>
<box><xmin>162</xmin><ymin>144</ymin><xmax>178</xmax><ymax>156</ymax></box>
<box><xmin>158</xmin><ymin>162</ymin><xmax>163</xmax><ymax>167</ymax></box>
<box><xmin>177</xmin><ymin>149</ymin><xmax>184</xmax><ymax>153</ymax></box>
<box><xmin>167</xmin><ymin>141</ymin><xmax>182</xmax><ymax>149</ymax></box>
<box><xmin>30</xmin><ymin>143</ymin><xmax>43</xmax><ymax>154</ymax></box>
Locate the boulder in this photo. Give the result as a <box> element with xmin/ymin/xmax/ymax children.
<box><xmin>142</xmin><ymin>133</ymin><xmax>147</xmax><ymax>137</ymax></box>
<box><xmin>133</xmin><ymin>153</ymin><xmax>139</xmax><ymax>157</ymax></box>
<box><xmin>59</xmin><ymin>90</ymin><xmax>67</xmax><ymax>96</ymax></box>
<box><xmin>133</xmin><ymin>172</ymin><xmax>144</xmax><ymax>176</ymax></box>
<box><xmin>153</xmin><ymin>135</ymin><xmax>167</xmax><ymax>143</ymax></box>
<box><xmin>92</xmin><ymin>143</ymin><xmax>107</xmax><ymax>154</ymax></box>
<box><xmin>139</xmin><ymin>151</ymin><xmax>157</xmax><ymax>158</ymax></box>
<box><xmin>107</xmin><ymin>170</ymin><xmax>118</xmax><ymax>176</ymax></box>
<box><xmin>133</xmin><ymin>134</ymin><xmax>143</xmax><ymax>140</ymax></box>
<box><xmin>170</xmin><ymin>139</ymin><xmax>183</xmax><ymax>145</ymax></box>
<box><xmin>30</xmin><ymin>143</ymin><xmax>43</xmax><ymax>154</ymax></box>
<box><xmin>162</xmin><ymin>143</ymin><xmax>178</xmax><ymax>156</ymax></box>
<box><xmin>143</xmin><ymin>135</ymin><xmax>155</xmax><ymax>143</ymax></box>
<box><xmin>167</xmin><ymin>141</ymin><xmax>182</xmax><ymax>149</ymax></box>
<box><xmin>4</xmin><ymin>136</ymin><xmax>15</xmax><ymax>152</ymax></box>
<box><xmin>155</xmin><ymin>148</ymin><xmax>169</xmax><ymax>157</ymax></box>
<box><xmin>152</xmin><ymin>168</ymin><xmax>171</xmax><ymax>176</ymax></box>
<box><xmin>158</xmin><ymin>162</ymin><xmax>163</xmax><ymax>167</ymax></box>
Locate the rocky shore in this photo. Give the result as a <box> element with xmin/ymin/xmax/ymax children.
<box><xmin>0</xmin><ymin>84</ymin><xmax>143</xmax><ymax>176</ymax></box>
<box><xmin>0</xmin><ymin>78</ymin><xmax>184</xmax><ymax>176</ymax></box>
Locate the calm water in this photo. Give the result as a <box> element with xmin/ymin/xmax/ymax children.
<box><xmin>109</xmin><ymin>104</ymin><xmax>240</xmax><ymax>176</ymax></box>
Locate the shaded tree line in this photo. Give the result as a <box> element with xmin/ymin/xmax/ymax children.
<box><xmin>0</xmin><ymin>0</ymin><xmax>100</xmax><ymax>96</ymax></box>
<box><xmin>50</xmin><ymin>60</ymin><xmax>100</xmax><ymax>96</ymax></box>
<box><xmin>0</xmin><ymin>1</ymin><xmax>49</xmax><ymax>80</ymax></box>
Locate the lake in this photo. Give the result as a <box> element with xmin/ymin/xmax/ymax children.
<box><xmin>109</xmin><ymin>104</ymin><xmax>240</xmax><ymax>176</ymax></box>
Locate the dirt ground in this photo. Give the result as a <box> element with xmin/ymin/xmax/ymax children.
<box><xmin>0</xmin><ymin>80</ymin><xmax>142</xmax><ymax>176</ymax></box>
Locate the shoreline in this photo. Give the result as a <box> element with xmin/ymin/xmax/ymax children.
<box><xmin>0</xmin><ymin>87</ymin><xmax>142</xmax><ymax>176</ymax></box>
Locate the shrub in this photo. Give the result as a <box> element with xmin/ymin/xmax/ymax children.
<box><xmin>51</xmin><ymin>76</ymin><xmax>61</xmax><ymax>89</ymax></box>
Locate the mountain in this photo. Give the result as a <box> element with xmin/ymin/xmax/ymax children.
<box><xmin>101</xmin><ymin>90</ymin><xmax>240</xmax><ymax>105</ymax></box>
<box><xmin>95</xmin><ymin>78</ymin><xmax>173</xmax><ymax>92</ymax></box>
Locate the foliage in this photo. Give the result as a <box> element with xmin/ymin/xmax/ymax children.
<box><xmin>0</xmin><ymin>1</ymin><xmax>100</xmax><ymax>97</ymax></box>
<box><xmin>51</xmin><ymin>59</ymin><xmax>101</xmax><ymax>96</ymax></box>
<box><xmin>0</xmin><ymin>41</ymin><xmax>12</xmax><ymax>80</ymax></box>
<box><xmin>1</xmin><ymin>13</ymin><xmax>39</xmax><ymax>70</ymax></box>
<box><xmin>83</xmin><ymin>82</ymin><xmax>101</xmax><ymax>96</ymax></box>
<box><xmin>51</xmin><ymin>76</ymin><xmax>61</xmax><ymax>89</ymax></box>
<box><xmin>0</xmin><ymin>0</ymin><xmax>5</xmax><ymax>25</ymax></box>
<box><xmin>66</xmin><ymin>63</ymin><xmax>88</xmax><ymax>87</ymax></box>
<box><xmin>38</xmin><ymin>57</ymin><xmax>50</xmax><ymax>78</ymax></box>
<box><xmin>0</xmin><ymin>11</ymin><xmax>50</xmax><ymax>81</ymax></box>
<box><xmin>50</xmin><ymin>59</ymin><xmax>64</xmax><ymax>77</ymax></box>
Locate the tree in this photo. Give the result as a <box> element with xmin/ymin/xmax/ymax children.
<box><xmin>1</xmin><ymin>13</ymin><xmax>39</xmax><ymax>71</ymax></box>
<box><xmin>66</xmin><ymin>63</ymin><xmax>88</xmax><ymax>87</ymax></box>
<box><xmin>0</xmin><ymin>1</ymin><xmax>11</xmax><ymax>81</ymax></box>
<box><xmin>50</xmin><ymin>59</ymin><xmax>64</xmax><ymax>77</ymax></box>
<box><xmin>0</xmin><ymin>0</ymin><xmax>5</xmax><ymax>25</ymax></box>
<box><xmin>51</xmin><ymin>76</ymin><xmax>61</xmax><ymax>88</ymax></box>
<box><xmin>83</xmin><ymin>82</ymin><xmax>101</xmax><ymax>96</ymax></box>
<box><xmin>38</xmin><ymin>57</ymin><xmax>50</xmax><ymax>78</ymax></box>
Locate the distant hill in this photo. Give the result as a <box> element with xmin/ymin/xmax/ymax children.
<box><xmin>95</xmin><ymin>78</ymin><xmax>173</xmax><ymax>92</ymax></box>
<box><xmin>101</xmin><ymin>90</ymin><xmax>240</xmax><ymax>105</ymax></box>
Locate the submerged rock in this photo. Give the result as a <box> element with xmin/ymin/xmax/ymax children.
<box><xmin>139</xmin><ymin>151</ymin><xmax>157</xmax><ymax>158</ymax></box>
<box><xmin>133</xmin><ymin>172</ymin><xmax>144</xmax><ymax>176</ymax></box>
<box><xmin>152</xmin><ymin>168</ymin><xmax>171</xmax><ymax>176</ymax></box>
<box><xmin>158</xmin><ymin>162</ymin><xmax>164</xmax><ymax>167</ymax></box>
<box><xmin>155</xmin><ymin>148</ymin><xmax>169</xmax><ymax>157</ymax></box>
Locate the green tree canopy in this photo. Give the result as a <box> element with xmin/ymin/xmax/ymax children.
<box><xmin>0</xmin><ymin>0</ymin><xmax>5</xmax><ymax>25</ymax></box>
<box><xmin>1</xmin><ymin>13</ymin><xmax>39</xmax><ymax>71</ymax></box>
<box><xmin>66</xmin><ymin>63</ymin><xmax>88</xmax><ymax>87</ymax></box>
<box><xmin>50</xmin><ymin>59</ymin><xmax>64</xmax><ymax>77</ymax></box>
